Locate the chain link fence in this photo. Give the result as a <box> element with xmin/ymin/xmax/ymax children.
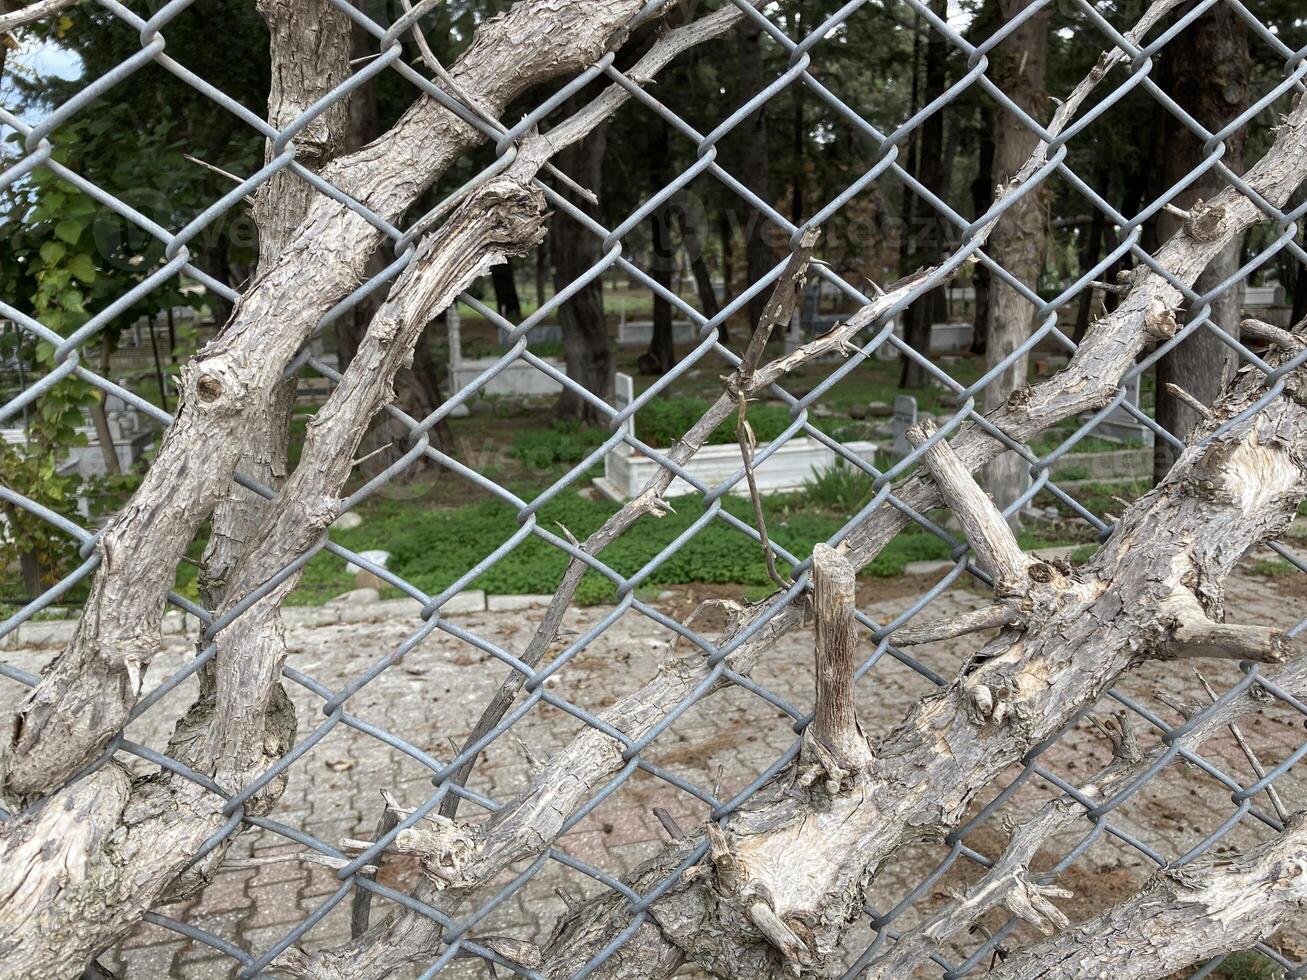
<box><xmin>2</xmin><ymin>0</ymin><xmax>1307</xmax><ymax>976</ymax></box>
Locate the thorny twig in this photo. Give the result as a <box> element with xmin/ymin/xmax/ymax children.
<box><xmin>1193</xmin><ymin>668</ymin><xmax>1289</xmax><ymax>823</ymax></box>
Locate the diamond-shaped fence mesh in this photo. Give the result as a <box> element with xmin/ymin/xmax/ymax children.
<box><xmin>3</xmin><ymin>0</ymin><xmax>1307</xmax><ymax>976</ymax></box>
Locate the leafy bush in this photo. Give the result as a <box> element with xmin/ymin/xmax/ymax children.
<box><xmin>801</xmin><ymin>461</ymin><xmax>876</xmax><ymax>514</ymax></box>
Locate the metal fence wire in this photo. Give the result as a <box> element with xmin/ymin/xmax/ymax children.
<box><xmin>3</xmin><ymin>0</ymin><xmax>1307</xmax><ymax>976</ymax></box>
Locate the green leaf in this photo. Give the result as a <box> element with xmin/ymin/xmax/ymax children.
<box><xmin>39</xmin><ymin>241</ymin><xmax>66</xmax><ymax>265</ymax></box>
<box><xmin>65</xmin><ymin>195</ymin><xmax>97</xmax><ymax>217</ymax></box>
<box><xmin>53</xmin><ymin>219</ymin><xmax>86</xmax><ymax>245</ymax></box>
<box><xmin>67</xmin><ymin>253</ymin><xmax>97</xmax><ymax>284</ymax></box>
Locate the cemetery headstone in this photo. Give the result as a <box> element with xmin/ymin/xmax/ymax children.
<box><xmin>891</xmin><ymin>395</ymin><xmax>918</xmax><ymax>459</ymax></box>
<box><xmin>614</xmin><ymin>371</ymin><xmax>635</xmax><ymax>441</ymax></box>
<box><xmin>1099</xmin><ymin>374</ymin><xmax>1151</xmax><ymax>444</ymax></box>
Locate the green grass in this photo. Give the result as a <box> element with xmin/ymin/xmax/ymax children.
<box><xmin>1202</xmin><ymin>951</ymin><xmax>1286</xmax><ymax>980</ymax></box>
<box><xmin>1249</xmin><ymin>558</ymin><xmax>1296</xmax><ymax>578</ymax></box>
<box><xmin>3</xmin><ymin>453</ymin><xmax>1089</xmax><ymax>617</ymax></box>
<box><xmin>273</xmin><ymin>476</ymin><xmax>1081</xmax><ymax>607</ymax></box>
<box><xmin>282</xmin><ymin>488</ymin><xmax>955</xmax><ymax>606</ymax></box>
<box><xmin>509</xmin><ymin>421</ymin><xmax>609</xmax><ymax>468</ymax></box>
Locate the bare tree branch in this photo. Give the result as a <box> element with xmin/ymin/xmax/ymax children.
<box><xmin>802</xmin><ymin>543</ymin><xmax>873</xmax><ymax>783</ymax></box>
<box><xmin>0</xmin><ymin>0</ymin><xmax>77</xmax><ymax>34</ymax></box>
<box><xmin>0</xmin><ymin>0</ymin><xmax>707</xmax><ymax>810</ymax></box>
<box><xmin>1159</xmin><ymin>590</ymin><xmax>1293</xmax><ymax>663</ymax></box>
<box><xmin>906</xmin><ymin>419</ymin><xmax>1034</xmax><ymax>591</ymax></box>
<box><xmin>891</xmin><ymin>601</ymin><xmax>1021</xmax><ymax>647</ymax></box>
<box><xmin>990</xmin><ymin>815</ymin><xmax>1307</xmax><ymax>980</ymax></box>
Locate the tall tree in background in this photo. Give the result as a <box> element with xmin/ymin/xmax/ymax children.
<box><xmin>553</xmin><ymin>108</ymin><xmax>613</xmax><ymax>420</ymax></box>
<box><xmin>674</xmin><ymin>196</ymin><xmax>722</xmax><ymax>334</ymax></box>
<box><xmin>1152</xmin><ymin>2</ymin><xmax>1251</xmax><ymax>482</ymax></box>
<box><xmin>646</xmin><ymin>124</ymin><xmax>679</xmax><ymax>374</ymax></box>
<box><xmin>899</xmin><ymin>0</ymin><xmax>950</xmax><ymax>389</ymax></box>
<box><xmin>491</xmin><ymin>260</ymin><xmax>523</xmax><ymax>322</ymax></box>
<box><xmin>736</xmin><ymin>14</ymin><xmax>773</xmax><ymax>333</ymax></box>
<box><xmin>969</xmin><ymin>103</ymin><xmax>995</xmax><ymax>356</ymax></box>
<box><xmin>982</xmin><ymin>0</ymin><xmax>1051</xmax><ymax>526</ymax></box>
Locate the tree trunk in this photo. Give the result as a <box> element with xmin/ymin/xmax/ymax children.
<box><xmin>336</xmin><ymin>8</ymin><xmax>455</xmax><ymax>470</ymax></box>
<box><xmin>737</xmin><ymin>16</ymin><xmax>773</xmax><ymax>332</ymax></box>
<box><xmin>553</xmin><ymin>106</ymin><xmax>613</xmax><ymax>421</ymax></box>
<box><xmin>490</xmin><ymin>258</ymin><xmax>522</xmax><ymax>322</ymax></box>
<box><xmin>981</xmin><ymin>0</ymin><xmax>1051</xmax><ymax>527</ymax></box>
<box><xmin>969</xmin><ymin>104</ymin><xmax>995</xmax><ymax>357</ymax></box>
<box><xmin>535</xmin><ymin>242</ymin><xmax>547</xmax><ymax>310</ymax></box>
<box><xmin>789</xmin><ymin>2</ymin><xmax>805</xmax><ymax>225</ymax></box>
<box><xmin>900</xmin><ymin>0</ymin><xmax>949</xmax><ymax>389</ymax></box>
<box><xmin>1072</xmin><ymin>165</ymin><xmax>1109</xmax><ymax>344</ymax></box>
<box><xmin>89</xmin><ymin>340</ymin><xmax>121</xmax><ymax>477</ymax></box>
<box><xmin>645</xmin><ymin>127</ymin><xmax>678</xmax><ymax>375</ymax></box>
<box><xmin>674</xmin><ymin>199</ymin><xmax>721</xmax><ymax>329</ymax></box>
<box><xmin>1153</xmin><ymin>1</ymin><xmax>1250</xmax><ymax>482</ymax></box>
<box><xmin>647</xmin><ymin>203</ymin><xmax>677</xmax><ymax>374</ymax></box>
<box><xmin>719</xmin><ymin>209</ymin><xmax>735</xmax><ymax>304</ymax></box>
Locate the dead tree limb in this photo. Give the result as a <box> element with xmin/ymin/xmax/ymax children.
<box><xmin>278</xmin><ymin>49</ymin><xmax>1307</xmax><ymax>976</ymax></box>
<box><xmin>989</xmin><ymin>815</ymin><xmax>1307</xmax><ymax>980</ymax></box>
<box><xmin>906</xmin><ymin>420</ymin><xmax>1033</xmax><ymax>592</ymax></box>
<box><xmin>802</xmin><ymin>543</ymin><xmax>873</xmax><ymax>785</ymax></box>
<box><xmin>0</xmin><ymin>0</ymin><xmax>78</xmax><ymax>34</ymax></box>
<box><xmin>0</xmin><ymin>3</ymin><xmax>758</xmax><ymax>973</ymax></box>
<box><xmin>285</xmin><ymin>318</ymin><xmax>1307</xmax><ymax>979</ymax></box>
<box><xmin>538</xmin><ymin>333</ymin><xmax>1307</xmax><ymax>976</ymax></box>
<box><xmin>890</xmin><ymin>601</ymin><xmax>1021</xmax><ymax>647</ymax></box>
<box><xmin>0</xmin><ymin>0</ymin><xmax>684</xmax><ymax>808</ymax></box>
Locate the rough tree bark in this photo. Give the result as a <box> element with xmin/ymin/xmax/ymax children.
<box><xmin>0</xmin><ymin>0</ymin><xmax>679</xmax><ymax>806</ymax></box>
<box><xmin>277</xmin><ymin>23</ymin><xmax>1307</xmax><ymax>976</ymax></box>
<box><xmin>982</xmin><ymin>0</ymin><xmax>1051</xmax><ymax>527</ymax></box>
<box><xmin>4</xmin><ymin>3</ymin><xmax>1306</xmax><ymax>977</ymax></box>
<box><xmin>198</xmin><ymin>0</ymin><xmax>351</xmax><ymax>612</ymax></box>
<box><xmin>279</xmin><ymin>9</ymin><xmax>1307</xmax><ymax>973</ymax></box>
<box><xmin>1153</xmin><ymin>0</ymin><xmax>1251</xmax><ymax>482</ymax></box>
<box><xmin>0</xmin><ymin>3</ymin><xmax>758</xmax><ymax>974</ymax></box>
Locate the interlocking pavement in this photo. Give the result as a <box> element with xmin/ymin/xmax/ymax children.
<box><xmin>3</xmin><ymin>570</ymin><xmax>1304</xmax><ymax>978</ymax></box>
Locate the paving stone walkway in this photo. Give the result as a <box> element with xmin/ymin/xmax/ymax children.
<box><xmin>3</xmin><ymin>571</ymin><xmax>1305</xmax><ymax>978</ymax></box>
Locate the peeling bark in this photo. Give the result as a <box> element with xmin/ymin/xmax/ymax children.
<box><xmin>0</xmin><ymin>0</ymin><xmax>686</xmax><ymax>808</ymax></box>
<box><xmin>6</xmin><ymin>2</ymin><xmax>1307</xmax><ymax>976</ymax></box>
<box><xmin>0</xmin><ymin>4</ymin><xmax>762</xmax><ymax>972</ymax></box>
<box><xmin>991</xmin><ymin>816</ymin><xmax>1307</xmax><ymax>980</ymax></box>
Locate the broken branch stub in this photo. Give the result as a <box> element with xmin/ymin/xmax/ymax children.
<box><xmin>802</xmin><ymin>543</ymin><xmax>873</xmax><ymax>785</ymax></box>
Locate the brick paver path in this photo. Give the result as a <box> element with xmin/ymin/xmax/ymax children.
<box><xmin>4</xmin><ymin>571</ymin><xmax>1305</xmax><ymax>977</ymax></box>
